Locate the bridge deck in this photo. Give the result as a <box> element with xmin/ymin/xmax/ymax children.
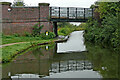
<box><xmin>50</xmin><ymin>7</ymin><xmax>93</xmax><ymax>22</ymax></box>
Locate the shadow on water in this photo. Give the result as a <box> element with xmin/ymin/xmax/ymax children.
<box><xmin>2</xmin><ymin>31</ymin><xmax>119</xmax><ymax>79</ymax></box>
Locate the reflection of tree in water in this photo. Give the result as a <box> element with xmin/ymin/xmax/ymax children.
<box><xmin>32</xmin><ymin>47</ymin><xmax>43</xmax><ymax>60</ymax></box>
<box><xmin>31</xmin><ymin>44</ymin><xmax>55</xmax><ymax>60</ymax></box>
<box><xmin>85</xmin><ymin>42</ymin><xmax>119</xmax><ymax>79</ymax></box>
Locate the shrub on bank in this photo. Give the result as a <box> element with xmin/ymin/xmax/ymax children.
<box><xmin>84</xmin><ymin>17</ymin><xmax>120</xmax><ymax>52</ymax></box>
<box><xmin>58</xmin><ymin>27</ymin><xmax>73</xmax><ymax>36</ymax></box>
<box><xmin>24</xmin><ymin>32</ymin><xmax>32</xmax><ymax>37</ymax></box>
<box><xmin>84</xmin><ymin>2</ymin><xmax>120</xmax><ymax>52</ymax></box>
<box><xmin>32</xmin><ymin>23</ymin><xmax>43</xmax><ymax>37</ymax></box>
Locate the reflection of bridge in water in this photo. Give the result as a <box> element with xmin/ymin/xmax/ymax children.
<box><xmin>2</xmin><ymin>44</ymin><xmax>93</xmax><ymax>78</ymax></box>
<box><xmin>50</xmin><ymin>60</ymin><xmax>93</xmax><ymax>73</ymax></box>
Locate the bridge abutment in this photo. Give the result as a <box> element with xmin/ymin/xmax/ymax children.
<box><xmin>1</xmin><ymin>2</ymin><xmax>53</xmax><ymax>35</ymax></box>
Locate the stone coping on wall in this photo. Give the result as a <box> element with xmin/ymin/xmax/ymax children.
<box><xmin>0</xmin><ymin>2</ymin><xmax>50</xmax><ymax>7</ymax></box>
<box><xmin>11</xmin><ymin>6</ymin><xmax>38</xmax><ymax>8</ymax></box>
<box><xmin>0</xmin><ymin>2</ymin><xmax>12</xmax><ymax>5</ymax></box>
<box><xmin>39</xmin><ymin>3</ymin><xmax>50</xmax><ymax>6</ymax></box>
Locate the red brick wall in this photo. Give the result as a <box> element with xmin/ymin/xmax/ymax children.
<box><xmin>2</xmin><ymin>3</ymin><xmax>53</xmax><ymax>35</ymax></box>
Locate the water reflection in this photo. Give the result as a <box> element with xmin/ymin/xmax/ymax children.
<box><xmin>2</xmin><ymin>44</ymin><xmax>102</xmax><ymax>79</ymax></box>
<box><xmin>2</xmin><ymin>31</ymin><xmax>119</xmax><ymax>79</ymax></box>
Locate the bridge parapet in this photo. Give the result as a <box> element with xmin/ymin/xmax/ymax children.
<box><xmin>50</xmin><ymin>7</ymin><xmax>93</xmax><ymax>22</ymax></box>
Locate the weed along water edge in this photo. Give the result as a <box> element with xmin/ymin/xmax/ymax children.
<box><xmin>2</xmin><ymin>31</ymin><xmax>119</xmax><ymax>79</ymax></box>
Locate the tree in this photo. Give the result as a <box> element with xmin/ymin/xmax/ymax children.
<box><xmin>12</xmin><ymin>0</ymin><xmax>25</xmax><ymax>6</ymax></box>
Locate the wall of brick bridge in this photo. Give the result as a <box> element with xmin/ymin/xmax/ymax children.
<box><xmin>1</xmin><ymin>2</ymin><xmax>53</xmax><ymax>35</ymax></box>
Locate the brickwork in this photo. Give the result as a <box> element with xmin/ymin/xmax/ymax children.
<box><xmin>1</xmin><ymin>2</ymin><xmax>99</xmax><ymax>35</ymax></box>
<box><xmin>1</xmin><ymin>2</ymin><xmax>53</xmax><ymax>35</ymax></box>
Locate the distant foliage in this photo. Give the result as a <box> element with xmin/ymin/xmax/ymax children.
<box><xmin>58</xmin><ymin>22</ymin><xmax>86</xmax><ymax>36</ymax></box>
<box><xmin>58</xmin><ymin>22</ymin><xmax>73</xmax><ymax>28</ymax></box>
<box><xmin>58</xmin><ymin>27</ymin><xmax>72</xmax><ymax>36</ymax></box>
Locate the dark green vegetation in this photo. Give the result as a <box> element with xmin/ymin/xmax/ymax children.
<box><xmin>58</xmin><ymin>22</ymin><xmax>86</xmax><ymax>36</ymax></box>
<box><xmin>85</xmin><ymin>42</ymin><xmax>119</xmax><ymax>79</ymax></box>
<box><xmin>84</xmin><ymin>2</ymin><xmax>120</xmax><ymax>52</ymax></box>
<box><xmin>32</xmin><ymin>23</ymin><xmax>43</xmax><ymax>37</ymax></box>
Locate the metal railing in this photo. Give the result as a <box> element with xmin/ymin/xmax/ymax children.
<box><xmin>50</xmin><ymin>7</ymin><xmax>93</xmax><ymax>20</ymax></box>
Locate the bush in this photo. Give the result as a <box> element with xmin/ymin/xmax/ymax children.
<box><xmin>32</xmin><ymin>23</ymin><xmax>43</xmax><ymax>37</ymax></box>
<box><xmin>24</xmin><ymin>32</ymin><xmax>32</xmax><ymax>37</ymax></box>
<box><xmin>13</xmin><ymin>33</ymin><xmax>20</xmax><ymax>37</ymax></box>
<box><xmin>58</xmin><ymin>27</ymin><xmax>72</xmax><ymax>36</ymax></box>
<box><xmin>40</xmin><ymin>32</ymin><xmax>55</xmax><ymax>39</ymax></box>
<box><xmin>84</xmin><ymin>16</ymin><xmax>120</xmax><ymax>52</ymax></box>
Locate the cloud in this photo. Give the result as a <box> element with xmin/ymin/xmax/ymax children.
<box><xmin>0</xmin><ymin>0</ymin><xmax>97</xmax><ymax>8</ymax></box>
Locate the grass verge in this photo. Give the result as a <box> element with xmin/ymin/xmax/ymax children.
<box><xmin>1</xmin><ymin>39</ymin><xmax>55</xmax><ymax>63</ymax></box>
<box><xmin>2</xmin><ymin>36</ymin><xmax>45</xmax><ymax>45</ymax></box>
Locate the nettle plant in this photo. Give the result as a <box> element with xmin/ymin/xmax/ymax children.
<box><xmin>32</xmin><ymin>23</ymin><xmax>43</xmax><ymax>37</ymax></box>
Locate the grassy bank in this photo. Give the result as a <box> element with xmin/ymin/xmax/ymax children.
<box><xmin>2</xmin><ymin>32</ymin><xmax>55</xmax><ymax>44</ymax></box>
<box><xmin>1</xmin><ymin>31</ymin><xmax>56</xmax><ymax>63</ymax></box>
<box><xmin>1</xmin><ymin>39</ymin><xmax>55</xmax><ymax>63</ymax></box>
<box><xmin>2</xmin><ymin>35</ymin><xmax>41</xmax><ymax>44</ymax></box>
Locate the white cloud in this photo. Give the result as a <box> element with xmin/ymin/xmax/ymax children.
<box><xmin>0</xmin><ymin>0</ymin><xmax>97</xmax><ymax>8</ymax></box>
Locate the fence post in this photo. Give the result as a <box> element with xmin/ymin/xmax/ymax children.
<box><xmin>84</xmin><ymin>8</ymin><xmax>85</xmax><ymax>19</ymax></box>
<box><xmin>67</xmin><ymin>7</ymin><xmax>69</xmax><ymax>19</ymax></box>
<box><xmin>59</xmin><ymin>7</ymin><xmax>60</xmax><ymax>19</ymax></box>
<box><xmin>76</xmin><ymin>8</ymin><xmax>77</xmax><ymax>19</ymax></box>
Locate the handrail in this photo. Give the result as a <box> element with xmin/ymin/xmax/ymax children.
<box><xmin>50</xmin><ymin>7</ymin><xmax>93</xmax><ymax>20</ymax></box>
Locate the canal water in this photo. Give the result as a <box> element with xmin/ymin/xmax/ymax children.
<box><xmin>2</xmin><ymin>31</ymin><xmax>119</xmax><ymax>79</ymax></box>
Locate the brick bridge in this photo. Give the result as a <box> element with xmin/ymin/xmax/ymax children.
<box><xmin>1</xmin><ymin>2</ymin><xmax>98</xmax><ymax>36</ymax></box>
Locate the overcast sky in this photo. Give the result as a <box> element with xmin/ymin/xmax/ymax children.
<box><xmin>0</xmin><ymin>0</ymin><xmax>97</xmax><ymax>8</ymax></box>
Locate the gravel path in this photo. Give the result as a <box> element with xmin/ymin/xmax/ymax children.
<box><xmin>0</xmin><ymin>42</ymin><xmax>28</xmax><ymax>48</ymax></box>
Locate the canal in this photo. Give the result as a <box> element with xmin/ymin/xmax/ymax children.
<box><xmin>2</xmin><ymin>31</ymin><xmax>119</xmax><ymax>79</ymax></box>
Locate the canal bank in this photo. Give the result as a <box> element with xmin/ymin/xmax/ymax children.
<box><xmin>2</xmin><ymin>31</ymin><xmax>119</xmax><ymax>79</ymax></box>
<box><xmin>1</xmin><ymin>36</ymin><xmax>69</xmax><ymax>63</ymax></box>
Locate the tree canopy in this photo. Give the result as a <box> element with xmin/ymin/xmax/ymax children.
<box><xmin>12</xmin><ymin>0</ymin><xmax>25</xmax><ymax>6</ymax></box>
